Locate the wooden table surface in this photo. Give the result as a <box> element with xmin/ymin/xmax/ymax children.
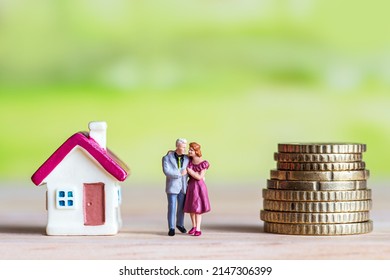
<box><xmin>1</xmin><ymin>181</ymin><xmax>389</xmax><ymax>260</ymax></box>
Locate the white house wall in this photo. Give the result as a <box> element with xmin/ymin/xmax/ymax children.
<box><xmin>44</xmin><ymin>146</ymin><xmax>121</xmax><ymax>235</ymax></box>
<box><xmin>115</xmin><ymin>182</ymin><xmax>123</xmax><ymax>229</ymax></box>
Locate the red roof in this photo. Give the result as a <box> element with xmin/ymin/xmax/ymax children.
<box><xmin>31</xmin><ymin>132</ymin><xmax>129</xmax><ymax>186</ymax></box>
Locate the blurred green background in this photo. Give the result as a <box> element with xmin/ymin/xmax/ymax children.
<box><xmin>1</xmin><ymin>0</ymin><xmax>389</xmax><ymax>185</ymax></box>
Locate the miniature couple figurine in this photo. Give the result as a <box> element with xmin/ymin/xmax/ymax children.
<box><xmin>162</xmin><ymin>138</ymin><xmax>211</xmax><ymax>237</ymax></box>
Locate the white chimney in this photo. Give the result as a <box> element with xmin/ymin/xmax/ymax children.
<box><xmin>88</xmin><ymin>121</ymin><xmax>107</xmax><ymax>149</ymax></box>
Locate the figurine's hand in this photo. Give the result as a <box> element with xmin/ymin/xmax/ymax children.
<box><xmin>181</xmin><ymin>169</ymin><xmax>187</xmax><ymax>176</ymax></box>
<box><xmin>186</xmin><ymin>167</ymin><xmax>193</xmax><ymax>176</ymax></box>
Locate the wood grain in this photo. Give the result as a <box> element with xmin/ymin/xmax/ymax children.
<box><xmin>0</xmin><ymin>181</ymin><xmax>389</xmax><ymax>259</ymax></box>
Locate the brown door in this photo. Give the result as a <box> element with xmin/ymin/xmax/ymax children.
<box><xmin>83</xmin><ymin>183</ymin><xmax>105</xmax><ymax>226</ymax></box>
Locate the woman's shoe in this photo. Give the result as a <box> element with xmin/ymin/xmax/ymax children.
<box><xmin>188</xmin><ymin>227</ymin><xmax>196</xmax><ymax>235</ymax></box>
<box><xmin>194</xmin><ymin>230</ymin><xmax>202</xmax><ymax>236</ymax></box>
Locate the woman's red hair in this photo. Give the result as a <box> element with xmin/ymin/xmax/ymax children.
<box><xmin>189</xmin><ymin>142</ymin><xmax>202</xmax><ymax>157</ymax></box>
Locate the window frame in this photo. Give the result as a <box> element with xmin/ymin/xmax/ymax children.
<box><xmin>56</xmin><ymin>188</ymin><xmax>76</xmax><ymax>210</ymax></box>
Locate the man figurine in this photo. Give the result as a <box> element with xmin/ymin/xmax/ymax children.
<box><xmin>162</xmin><ymin>138</ymin><xmax>189</xmax><ymax>236</ymax></box>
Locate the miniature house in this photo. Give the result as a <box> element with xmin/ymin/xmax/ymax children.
<box><xmin>31</xmin><ymin>121</ymin><xmax>129</xmax><ymax>235</ymax></box>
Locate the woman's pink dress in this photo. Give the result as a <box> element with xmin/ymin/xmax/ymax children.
<box><xmin>184</xmin><ymin>160</ymin><xmax>211</xmax><ymax>214</ymax></box>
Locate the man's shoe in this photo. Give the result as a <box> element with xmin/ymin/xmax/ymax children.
<box><xmin>176</xmin><ymin>225</ymin><xmax>187</xmax><ymax>233</ymax></box>
<box><xmin>168</xmin><ymin>228</ymin><xmax>175</xmax><ymax>236</ymax></box>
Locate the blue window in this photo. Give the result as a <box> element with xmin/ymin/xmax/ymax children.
<box><xmin>117</xmin><ymin>188</ymin><xmax>122</xmax><ymax>205</ymax></box>
<box><xmin>56</xmin><ymin>189</ymin><xmax>75</xmax><ymax>209</ymax></box>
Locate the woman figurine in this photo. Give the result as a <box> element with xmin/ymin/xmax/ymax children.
<box><xmin>183</xmin><ymin>142</ymin><xmax>211</xmax><ymax>236</ymax></box>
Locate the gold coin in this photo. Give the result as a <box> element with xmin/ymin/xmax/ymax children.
<box><xmin>270</xmin><ymin>169</ymin><xmax>370</xmax><ymax>181</ymax></box>
<box><xmin>277</xmin><ymin>161</ymin><xmax>366</xmax><ymax>171</ymax></box>
<box><xmin>267</xmin><ymin>179</ymin><xmax>367</xmax><ymax>191</ymax></box>
<box><xmin>263</xmin><ymin>199</ymin><xmax>372</xmax><ymax>212</ymax></box>
<box><xmin>278</xmin><ymin>143</ymin><xmax>367</xmax><ymax>154</ymax></box>
<box><xmin>263</xmin><ymin>220</ymin><xmax>373</xmax><ymax>235</ymax></box>
<box><xmin>260</xmin><ymin>210</ymin><xmax>370</xmax><ymax>224</ymax></box>
<box><xmin>262</xmin><ymin>189</ymin><xmax>372</xmax><ymax>201</ymax></box>
<box><xmin>274</xmin><ymin>152</ymin><xmax>363</xmax><ymax>163</ymax></box>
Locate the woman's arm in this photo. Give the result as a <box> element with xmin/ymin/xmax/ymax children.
<box><xmin>187</xmin><ymin>168</ymin><xmax>206</xmax><ymax>181</ymax></box>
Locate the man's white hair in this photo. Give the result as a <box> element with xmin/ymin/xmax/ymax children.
<box><xmin>176</xmin><ymin>138</ymin><xmax>187</xmax><ymax>146</ymax></box>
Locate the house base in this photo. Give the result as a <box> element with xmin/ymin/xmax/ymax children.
<box><xmin>46</xmin><ymin>225</ymin><xmax>120</xmax><ymax>236</ymax></box>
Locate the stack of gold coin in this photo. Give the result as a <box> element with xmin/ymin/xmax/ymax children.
<box><xmin>260</xmin><ymin>143</ymin><xmax>373</xmax><ymax>235</ymax></box>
